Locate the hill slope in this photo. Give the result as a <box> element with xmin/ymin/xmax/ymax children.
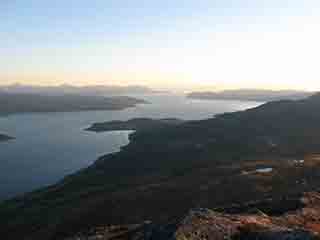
<box><xmin>3</xmin><ymin>94</ymin><xmax>320</xmax><ymax>239</ymax></box>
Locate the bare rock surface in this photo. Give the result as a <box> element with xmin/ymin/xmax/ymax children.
<box><xmin>65</xmin><ymin>192</ymin><xmax>320</xmax><ymax>240</ymax></box>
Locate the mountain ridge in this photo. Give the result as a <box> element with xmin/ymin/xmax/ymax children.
<box><xmin>0</xmin><ymin>84</ymin><xmax>162</xmax><ymax>96</ymax></box>
<box><xmin>187</xmin><ymin>89</ymin><xmax>314</xmax><ymax>102</ymax></box>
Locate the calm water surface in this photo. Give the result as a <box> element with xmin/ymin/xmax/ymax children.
<box><xmin>0</xmin><ymin>94</ymin><xmax>262</xmax><ymax>200</ymax></box>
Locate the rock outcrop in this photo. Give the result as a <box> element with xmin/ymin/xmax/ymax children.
<box><xmin>65</xmin><ymin>192</ymin><xmax>320</xmax><ymax>240</ymax></box>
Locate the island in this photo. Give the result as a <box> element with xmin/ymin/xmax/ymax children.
<box><xmin>0</xmin><ymin>92</ymin><xmax>146</xmax><ymax>115</ymax></box>
<box><xmin>86</xmin><ymin>118</ymin><xmax>185</xmax><ymax>132</ymax></box>
<box><xmin>0</xmin><ymin>134</ymin><xmax>13</xmax><ymax>142</ymax></box>
<box><xmin>4</xmin><ymin>93</ymin><xmax>320</xmax><ymax>239</ymax></box>
<box><xmin>187</xmin><ymin>89</ymin><xmax>314</xmax><ymax>102</ymax></box>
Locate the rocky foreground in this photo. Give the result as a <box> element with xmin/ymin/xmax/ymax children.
<box><xmin>66</xmin><ymin>191</ymin><xmax>320</xmax><ymax>240</ymax></box>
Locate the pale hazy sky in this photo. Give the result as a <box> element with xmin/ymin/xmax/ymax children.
<box><xmin>2</xmin><ymin>0</ymin><xmax>320</xmax><ymax>91</ymax></box>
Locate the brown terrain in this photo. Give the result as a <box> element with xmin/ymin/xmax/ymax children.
<box><xmin>65</xmin><ymin>191</ymin><xmax>320</xmax><ymax>240</ymax></box>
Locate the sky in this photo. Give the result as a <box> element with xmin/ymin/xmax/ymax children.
<box><xmin>2</xmin><ymin>0</ymin><xmax>320</xmax><ymax>91</ymax></box>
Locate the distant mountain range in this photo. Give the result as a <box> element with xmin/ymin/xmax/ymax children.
<box><xmin>187</xmin><ymin>89</ymin><xmax>314</xmax><ymax>102</ymax></box>
<box><xmin>0</xmin><ymin>91</ymin><xmax>146</xmax><ymax>115</ymax></box>
<box><xmin>4</xmin><ymin>93</ymin><xmax>320</xmax><ymax>239</ymax></box>
<box><xmin>0</xmin><ymin>84</ymin><xmax>162</xmax><ymax>96</ymax></box>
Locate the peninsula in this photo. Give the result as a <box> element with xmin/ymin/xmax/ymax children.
<box><xmin>86</xmin><ymin>118</ymin><xmax>185</xmax><ymax>132</ymax></box>
<box><xmin>0</xmin><ymin>92</ymin><xmax>146</xmax><ymax>115</ymax></box>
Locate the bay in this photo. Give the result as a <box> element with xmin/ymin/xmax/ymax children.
<box><xmin>0</xmin><ymin>94</ymin><xmax>262</xmax><ymax>200</ymax></box>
